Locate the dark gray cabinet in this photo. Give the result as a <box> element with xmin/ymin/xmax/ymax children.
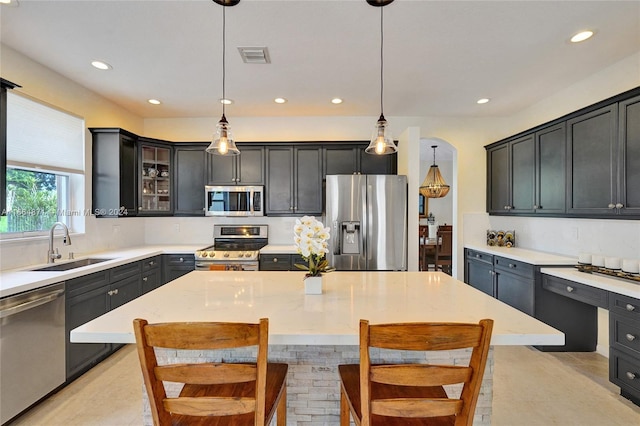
<box><xmin>138</xmin><ymin>138</ymin><xmax>173</xmax><ymax>216</ymax></box>
<box><xmin>464</xmin><ymin>249</ymin><xmax>535</xmax><ymax>316</ymax></box>
<box><xmin>535</xmin><ymin>123</ymin><xmax>566</xmax><ymax>214</ymax></box>
<box><xmin>1</xmin><ymin>79</ymin><xmax>19</xmax><ymax>217</ymax></box>
<box><xmin>486</xmin><ymin>143</ymin><xmax>510</xmax><ymax>214</ymax></box>
<box><xmin>566</xmin><ymin>104</ymin><xmax>618</xmax><ymax>215</ymax></box>
<box><xmin>65</xmin><ymin>260</ymin><xmax>143</xmax><ymax>380</ymax></box>
<box><xmin>266</xmin><ymin>145</ymin><xmax>323</xmax><ymax>215</ymax></box>
<box><xmin>616</xmin><ymin>95</ymin><xmax>640</xmax><ymax>216</ymax></box>
<box><xmin>323</xmin><ymin>143</ymin><xmax>396</xmax><ymax>177</ymax></box>
<box><xmin>206</xmin><ymin>145</ymin><xmax>264</xmax><ymax>185</ymax></box>
<box><xmin>141</xmin><ymin>255</ymin><xmax>162</xmax><ymax>293</ymax></box>
<box><xmin>174</xmin><ymin>143</ymin><xmax>207</xmax><ymax>216</ymax></box>
<box><xmin>609</xmin><ymin>292</ymin><xmax>640</xmax><ymax>405</ymax></box>
<box><xmin>162</xmin><ymin>254</ymin><xmax>195</xmax><ymax>283</ymax></box>
<box><xmin>259</xmin><ymin>253</ymin><xmax>305</xmax><ymax>271</ymax></box>
<box><xmin>90</xmin><ymin>128</ymin><xmax>138</xmax><ymax>217</ymax></box>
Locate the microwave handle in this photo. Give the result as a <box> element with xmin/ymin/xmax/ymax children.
<box><xmin>249</xmin><ymin>188</ymin><xmax>255</xmax><ymax>214</ymax></box>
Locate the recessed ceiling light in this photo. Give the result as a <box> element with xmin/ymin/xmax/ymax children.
<box><xmin>91</xmin><ymin>60</ymin><xmax>112</xmax><ymax>70</ymax></box>
<box><xmin>477</xmin><ymin>98</ymin><xmax>490</xmax><ymax>104</ymax></box>
<box><xmin>148</xmin><ymin>99</ymin><xmax>161</xmax><ymax>105</ymax></box>
<box><xmin>0</xmin><ymin>0</ymin><xmax>19</xmax><ymax>6</ymax></box>
<box><xmin>570</xmin><ymin>30</ymin><xmax>594</xmax><ymax>43</ymax></box>
<box><xmin>220</xmin><ymin>98</ymin><xmax>233</xmax><ymax>105</ymax></box>
<box><xmin>274</xmin><ymin>97</ymin><xmax>287</xmax><ymax>104</ymax></box>
<box><xmin>331</xmin><ymin>98</ymin><xmax>343</xmax><ymax>104</ymax></box>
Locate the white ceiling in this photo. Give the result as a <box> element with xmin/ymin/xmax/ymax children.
<box><xmin>1</xmin><ymin>0</ymin><xmax>639</xmax><ymax>122</ymax></box>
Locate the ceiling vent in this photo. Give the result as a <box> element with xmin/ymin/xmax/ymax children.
<box><xmin>237</xmin><ymin>47</ymin><xmax>270</xmax><ymax>64</ymax></box>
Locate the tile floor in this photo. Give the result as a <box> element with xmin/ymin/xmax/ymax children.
<box><xmin>10</xmin><ymin>345</ymin><xmax>640</xmax><ymax>425</ymax></box>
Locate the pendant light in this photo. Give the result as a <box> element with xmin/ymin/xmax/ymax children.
<box><xmin>420</xmin><ymin>145</ymin><xmax>450</xmax><ymax>198</ymax></box>
<box><xmin>206</xmin><ymin>0</ymin><xmax>240</xmax><ymax>156</ymax></box>
<box><xmin>365</xmin><ymin>0</ymin><xmax>397</xmax><ymax>155</ymax></box>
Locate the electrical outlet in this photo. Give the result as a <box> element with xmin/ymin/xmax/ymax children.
<box><xmin>174</xmin><ymin>224</ymin><xmax>180</xmax><ymax>233</ymax></box>
<box><xmin>112</xmin><ymin>224</ymin><xmax>120</xmax><ymax>234</ymax></box>
<box><xmin>571</xmin><ymin>226</ymin><xmax>578</xmax><ymax>240</ymax></box>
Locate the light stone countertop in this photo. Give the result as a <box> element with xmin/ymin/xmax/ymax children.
<box><xmin>70</xmin><ymin>271</ymin><xmax>564</xmax><ymax>347</ymax></box>
<box><xmin>259</xmin><ymin>244</ymin><xmax>298</xmax><ymax>255</ymax></box>
<box><xmin>464</xmin><ymin>243</ymin><xmax>576</xmax><ymax>265</ymax></box>
<box><xmin>0</xmin><ymin>245</ymin><xmax>201</xmax><ymax>298</ymax></box>
<box><xmin>541</xmin><ymin>267</ymin><xmax>640</xmax><ymax>299</ymax></box>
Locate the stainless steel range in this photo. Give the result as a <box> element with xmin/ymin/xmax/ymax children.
<box><xmin>195</xmin><ymin>225</ymin><xmax>268</xmax><ymax>271</ymax></box>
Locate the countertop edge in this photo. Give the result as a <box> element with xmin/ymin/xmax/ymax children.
<box><xmin>464</xmin><ymin>243</ymin><xmax>576</xmax><ymax>265</ymax></box>
<box><xmin>541</xmin><ymin>267</ymin><xmax>640</xmax><ymax>299</ymax></box>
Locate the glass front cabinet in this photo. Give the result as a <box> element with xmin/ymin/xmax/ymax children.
<box><xmin>138</xmin><ymin>139</ymin><xmax>172</xmax><ymax>215</ymax></box>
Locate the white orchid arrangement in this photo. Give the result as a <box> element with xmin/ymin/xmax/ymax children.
<box><xmin>293</xmin><ymin>216</ymin><xmax>334</xmax><ymax>277</ymax></box>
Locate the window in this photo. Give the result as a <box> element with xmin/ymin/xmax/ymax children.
<box><xmin>3</xmin><ymin>92</ymin><xmax>84</xmax><ymax>238</ymax></box>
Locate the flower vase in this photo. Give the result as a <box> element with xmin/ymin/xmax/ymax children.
<box><xmin>304</xmin><ymin>275</ymin><xmax>323</xmax><ymax>295</ymax></box>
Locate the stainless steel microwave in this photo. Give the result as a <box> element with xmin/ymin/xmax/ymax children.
<box><xmin>204</xmin><ymin>185</ymin><xmax>264</xmax><ymax>216</ymax></box>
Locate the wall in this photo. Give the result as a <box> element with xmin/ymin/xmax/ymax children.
<box><xmin>0</xmin><ymin>44</ymin><xmax>146</xmax><ymax>270</ymax></box>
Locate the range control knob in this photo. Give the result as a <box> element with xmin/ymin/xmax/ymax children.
<box><xmin>224</xmin><ymin>252</ymin><xmax>230</xmax><ymax>258</ymax></box>
<box><xmin>209</xmin><ymin>252</ymin><xmax>216</xmax><ymax>258</ymax></box>
<box><xmin>245</xmin><ymin>252</ymin><xmax>253</xmax><ymax>258</ymax></box>
<box><xmin>201</xmin><ymin>252</ymin><xmax>208</xmax><ymax>258</ymax></box>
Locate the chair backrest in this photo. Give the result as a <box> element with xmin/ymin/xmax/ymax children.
<box><xmin>133</xmin><ymin>318</ymin><xmax>270</xmax><ymax>425</ymax></box>
<box><xmin>419</xmin><ymin>225</ymin><xmax>428</xmax><ymax>245</ymax></box>
<box><xmin>436</xmin><ymin>229</ymin><xmax>453</xmax><ymax>258</ymax></box>
<box><xmin>359</xmin><ymin>319</ymin><xmax>493</xmax><ymax>426</ymax></box>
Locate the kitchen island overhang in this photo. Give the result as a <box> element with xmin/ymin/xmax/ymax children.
<box><xmin>71</xmin><ymin>271</ymin><xmax>564</xmax><ymax>425</ymax></box>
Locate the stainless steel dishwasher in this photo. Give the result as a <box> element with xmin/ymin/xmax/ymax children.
<box><xmin>0</xmin><ymin>282</ymin><xmax>65</xmax><ymax>424</ymax></box>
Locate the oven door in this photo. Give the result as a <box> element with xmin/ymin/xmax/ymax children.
<box><xmin>195</xmin><ymin>261</ymin><xmax>258</xmax><ymax>271</ymax></box>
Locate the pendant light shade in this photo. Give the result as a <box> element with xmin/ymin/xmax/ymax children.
<box><xmin>420</xmin><ymin>145</ymin><xmax>450</xmax><ymax>198</ymax></box>
<box><xmin>365</xmin><ymin>0</ymin><xmax>397</xmax><ymax>156</ymax></box>
<box><xmin>206</xmin><ymin>1</ymin><xmax>240</xmax><ymax>156</ymax></box>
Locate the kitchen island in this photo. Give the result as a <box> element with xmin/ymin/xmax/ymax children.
<box><xmin>71</xmin><ymin>271</ymin><xmax>563</xmax><ymax>425</ymax></box>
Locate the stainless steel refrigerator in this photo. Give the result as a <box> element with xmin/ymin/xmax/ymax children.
<box><xmin>326</xmin><ymin>174</ymin><xmax>407</xmax><ymax>271</ymax></box>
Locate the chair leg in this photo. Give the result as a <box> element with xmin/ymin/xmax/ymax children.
<box><xmin>277</xmin><ymin>385</ymin><xmax>287</xmax><ymax>425</ymax></box>
<box><xmin>340</xmin><ymin>388</ymin><xmax>351</xmax><ymax>426</ymax></box>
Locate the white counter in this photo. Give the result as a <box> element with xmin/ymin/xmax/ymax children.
<box><xmin>541</xmin><ymin>267</ymin><xmax>640</xmax><ymax>299</ymax></box>
<box><xmin>465</xmin><ymin>243</ymin><xmax>576</xmax><ymax>265</ymax></box>
<box><xmin>259</xmin><ymin>244</ymin><xmax>298</xmax><ymax>254</ymax></box>
<box><xmin>71</xmin><ymin>271</ymin><xmax>563</xmax><ymax>346</ymax></box>
<box><xmin>0</xmin><ymin>245</ymin><xmax>201</xmax><ymax>298</ymax></box>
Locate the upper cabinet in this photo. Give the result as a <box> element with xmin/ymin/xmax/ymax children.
<box><xmin>138</xmin><ymin>138</ymin><xmax>172</xmax><ymax>216</ymax></box>
<box><xmin>174</xmin><ymin>143</ymin><xmax>207</xmax><ymax>216</ymax></box>
<box><xmin>486</xmin><ymin>87</ymin><xmax>640</xmax><ymax>219</ymax></box>
<box><xmin>323</xmin><ymin>142</ymin><xmax>396</xmax><ymax>177</ymax></box>
<box><xmin>91</xmin><ymin>128</ymin><xmax>138</xmax><ymax>217</ymax></box>
<box><xmin>206</xmin><ymin>144</ymin><xmax>264</xmax><ymax>185</ymax></box>
<box><xmin>265</xmin><ymin>145</ymin><xmax>323</xmax><ymax>216</ymax></box>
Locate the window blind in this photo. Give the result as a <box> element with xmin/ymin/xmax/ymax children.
<box><xmin>6</xmin><ymin>92</ymin><xmax>84</xmax><ymax>173</ymax></box>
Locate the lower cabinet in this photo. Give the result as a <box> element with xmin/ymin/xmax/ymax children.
<box><xmin>259</xmin><ymin>253</ymin><xmax>305</xmax><ymax>271</ymax></box>
<box><xmin>65</xmin><ymin>260</ymin><xmax>144</xmax><ymax>381</ymax></box>
<box><xmin>162</xmin><ymin>254</ymin><xmax>195</xmax><ymax>283</ymax></box>
<box><xmin>464</xmin><ymin>249</ymin><xmax>536</xmax><ymax>316</ymax></box>
<box><xmin>609</xmin><ymin>292</ymin><xmax>640</xmax><ymax>405</ymax></box>
<box><xmin>141</xmin><ymin>255</ymin><xmax>162</xmax><ymax>293</ymax></box>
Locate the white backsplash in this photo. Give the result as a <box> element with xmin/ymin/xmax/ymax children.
<box><xmin>464</xmin><ymin>213</ymin><xmax>640</xmax><ymax>260</ymax></box>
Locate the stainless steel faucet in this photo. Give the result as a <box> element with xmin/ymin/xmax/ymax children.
<box><xmin>48</xmin><ymin>222</ymin><xmax>71</xmax><ymax>263</ymax></box>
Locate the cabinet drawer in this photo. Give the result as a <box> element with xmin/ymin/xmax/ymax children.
<box><xmin>610</xmin><ymin>292</ymin><xmax>640</xmax><ymax>321</ymax></box>
<box><xmin>465</xmin><ymin>249</ymin><xmax>493</xmax><ymax>264</ymax></box>
<box><xmin>610</xmin><ymin>313</ymin><xmax>640</xmax><ymax>357</ymax></box>
<box><xmin>260</xmin><ymin>254</ymin><xmax>291</xmax><ymax>271</ymax></box>
<box><xmin>142</xmin><ymin>255</ymin><xmax>161</xmax><ymax>272</ymax></box>
<box><xmin>164</xmin><ymin>254</ymin><xmax>195</xmax><ymax>267</ymax></box>
<box><xmin>109</xmin><ymin>261</ymin><xmax>141</xmax><ymax>282</ymax></box>
<box><xmin>142</xmin><ymin>269</ymin><xmax>162</xmax><ymax>294</ymax></box>
<box><xmin>542</xmin><ymin>275</ymin><xmax>608</xmax><ymax>308</ymax></box>
<box><xmin>494</xmin><ymin>256</ymin><xmax>534</xmax><ymax>278</ymax></box>
<box><xmin>66</xmin><ymin>270</ymin><xmax>109</xmax><ymax>298</ymax></box>
<box><xmin>610</xmin><ymin>348</ymin><xmax>640</xmax><ymax>397</ymax></box>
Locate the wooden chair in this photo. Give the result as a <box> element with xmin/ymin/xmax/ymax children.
<box><xmin>419</xmin><ymin>225</ymin><xmax>435</xmax><ymax>271</ymax></box>
<box><xmin>435</xmin><ymin>228</ymin><xmax>453</xmax><ymax>275</ymax></box>
<box><xmin>133</xmin><ymin>318</ymin><xmax>288</xmax><ymax>426</ymax></box>
<box><xmin>338</xmin><ymin>319</ymin><xmax>494</xmax><ymax>426</ymax></box>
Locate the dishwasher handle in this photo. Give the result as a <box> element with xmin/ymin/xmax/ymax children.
<box><xmin>0</xmin><ymin>288</ymin><xmax>65</xmax><ymax>319</ymax></box>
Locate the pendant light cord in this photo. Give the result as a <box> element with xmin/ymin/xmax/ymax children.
<box><xmin>222</xmin><ymin>6</ymin><xmax>226</xmax><ymax>117</ymax></box>
<box><xmin>379</xmin><ymin>7</ymin><xmax>384</xmax><ymax>117</ymax></box>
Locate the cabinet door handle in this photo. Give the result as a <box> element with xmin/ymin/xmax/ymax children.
<box><xmin>143</xmin><ymin>277</ymin><xmax>148</xmax><ymax>282</ymax></box>
<box><xmin>566</xmin><ymin>286</ymin><xmax>574</xmax><ymax>293</ymax></box>
<box><xmin>626</xmin><ymin>372</ymin><xmax>637</xmax><ymax>380</ymax></box>
<box><xmin>627</xmin><ymin>304</ymin><xmax>636</xmax><ymax>311</ymax></box>
<box><xmin>616</xmin><ymin>203</ymin><xmax>624</xmax><ymax>209</ymax></box>
<box><xmin>107</xmin><ymin>290</ymin><xmax>113</xmax><ymax>296</ymax></box>
<box><xmin>149</xmin><ymin>261</ymin><xmax>155</xmax><ymax>266</ymax></box>
<box><xmin>113</xmin><ymin>288</ymin><xmax>119</xmax><ymax>295</ymax></box>
<box><xmin>533</xmin><ymin>205</ymin><xmax>539</xmax><ymax>209</ymax></box>
<box><xmin>475</xmin><ymin>254</ymin><xmax>480</xmax><ymax>258</ymax></box>
<box><xmin>608</xmin><ymin>204</ymin><xmax>616</xmax><ymax>209</ymax></box>
<box><xmin>179</xmin><ymin>257</ymin><xmax>184</xmax><ymax>262</ymax></box>
<box><xmin>625</xmin><ymin>333</ymin><xmax>636</xmax><ymax>342</ymax></box>
<box><xmin>508</xmin><ymin>263</ymin><xmax>516</xmax><ymax>268</ymax></box>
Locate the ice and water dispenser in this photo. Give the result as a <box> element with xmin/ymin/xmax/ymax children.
<box><xmin>339</xmin><ymin>221</ymin><xmax>360</xmax><ymax>254</ymax></box>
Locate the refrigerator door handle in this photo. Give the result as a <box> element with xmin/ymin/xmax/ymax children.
<box><xmin>332</xmin><ymin>220</ymin><xmax>340</xmax><ymax>255</ymax></box>
<box><xmin>365</xmin><ymin>183</ymin><xmax>373</xmax><ymax>261</ymax></box>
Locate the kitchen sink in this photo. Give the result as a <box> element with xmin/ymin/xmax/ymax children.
<box><xmin>31</xmin><ymin>258</ymin><xmax>113</xmax><ymax>272</ymax></box>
